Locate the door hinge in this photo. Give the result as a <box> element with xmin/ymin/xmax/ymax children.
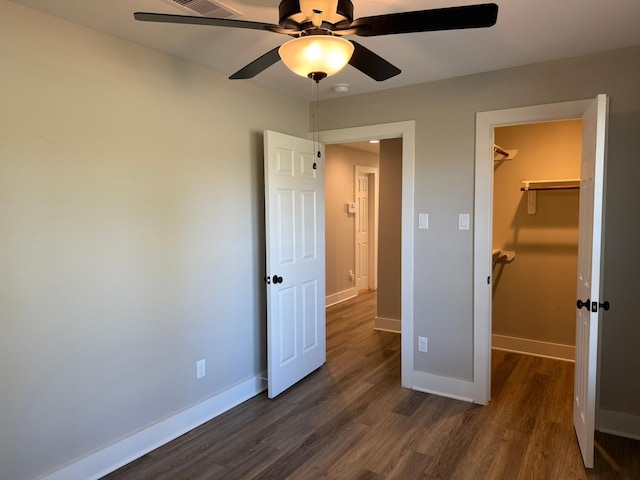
<box><xmin>487</xmin><ymin>276</ymin><xmax>491</xmax><ymax>285</ymax></box>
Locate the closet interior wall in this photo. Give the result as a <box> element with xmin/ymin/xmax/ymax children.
<box><xmin>492</xmin><ymin>120</ymin><xmax>582</xmax><ymax>358</ymax></box>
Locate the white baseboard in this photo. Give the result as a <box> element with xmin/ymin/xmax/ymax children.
<box><xmin>325</xmin><ymin>287</ymin><xmax>357</xmax><ymax>307</ymax></box>
<box><xmin>43</xmin><ymin>373</ymin><xmax>267</xmax><ymax>480</ymax></box>
<box><xmin>492</xmin><ymin>334</ymin><xmax>575</xmax><ymax>362</ymax></box>
<box><xmin>374</xmin><ymin>316</ymin><xmax>401</xmax><ymax>333</ymax></box>
<box><xmin>411</xmin><ymin>371</ymin><xmax>475</xmax><ymax>403</ymax></box>
<box><xmin>598</xmin><ymin>408</ymin><xmax>640</xmax><ymax>440</ymax></box>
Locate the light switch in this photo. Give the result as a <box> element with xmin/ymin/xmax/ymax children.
<box><xmin>418</xmin><ymin>213</ymin><xmax>429</xmax><ymax>229</ymax></box>
<box><xmin>458</xmin><ymin>213</ymin><xmax>470</xmax><ymax>230</ymax></box>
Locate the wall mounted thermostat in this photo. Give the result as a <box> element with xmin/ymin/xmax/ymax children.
<box><xmin>348</xmin><ymin>203</ymin><xmax>357</xmax><ymax>214</ymax></box>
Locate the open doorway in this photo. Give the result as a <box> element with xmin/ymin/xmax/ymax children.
<box><xmin>324</xmin><ymin>141</ymin><xmax>380</xmax><ymax>307</ymax></box>
<box><xmin>324</xmin><ymin>139</ymin><xmax>402</xmax><ymax>334</ymax></box>
<box><xmin>319</xmin><ymin>121</ymin><xmax>415</xmax><ymax>388</ymax></box>
<box><xmin>474</xmin><ymin>96</ymin><xmax>609</xmax><ymax>468</ymax></box>
<box><xmin>491</xmin><ymin>120</ymin><xmax>582</xmax><ymax>361</ymax></box>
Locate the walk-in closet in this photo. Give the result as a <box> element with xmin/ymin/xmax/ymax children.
<box><xmin>492</xmin><ymin>119</ymin><xmax>582</xmax><ymax>360</ymax></box>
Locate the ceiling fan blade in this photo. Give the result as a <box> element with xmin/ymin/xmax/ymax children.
<box><xmin>133</xmin><ymin>12</ymin><xmax>294</xmax><ymax>34</ymax></box>
<box><xmin>229</xmin><ymin>47</ymin><xmax>282</xmax><ymax>79</ymax></box>
<box><xmin>348</xmin><ymin>41</ymin><xmax>400</xmax><ymax>81</ymax></box>
<box><xmin>351</xmin><ymin>3</ymin><xmax>498</xmax><ymax>37</ymax></box>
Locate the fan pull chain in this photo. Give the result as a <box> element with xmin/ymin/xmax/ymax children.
<box><xmin>312</xmin><ymin>79</ymin><xmax>321</xmax><ymax>170</ymax></box>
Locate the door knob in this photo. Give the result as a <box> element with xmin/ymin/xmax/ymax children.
<box><xmin>576</xmin><ymin>298</ymin><xmax>590</xmax><ymax>310</ymax></box>
<box><xmin>273</xmin><ymin>275</ymin><xmax>284</xmax><ymax>284</ymax></box>
<box><xmin>599</xmin><ymin>301</ymin><xmax>610</xmax><ymax>311</ymax></box>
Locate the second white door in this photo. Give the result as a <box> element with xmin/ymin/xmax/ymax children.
<box><xmin>355</xmin><ymin>166</ymin><xmax>378</xmax><ymax>293</ymax></box>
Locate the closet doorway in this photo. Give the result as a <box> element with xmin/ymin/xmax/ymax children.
<box><xmin>491</xmin><ymin>120</ymin><xmax>582</xmax><ymax>361</ymax></box>
<box><xmin>474</xmin><ymin>95</ymin><xmax>609</xmax><ymax>468</ymax></box>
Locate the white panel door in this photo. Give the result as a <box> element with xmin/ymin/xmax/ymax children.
<box><xmin>264</xmin><ymin>130</ymin><xmax>326</xmax><ymax>398</ymax></box>
<box><xmin>574</xmin><ymin>94</ymin><xmax>609</xmax><ymax>468</ymax></box>
<box><xmin>355</xmin><ymin>172</ymin><xmax>370</xmax><ymax>291</ymax></box>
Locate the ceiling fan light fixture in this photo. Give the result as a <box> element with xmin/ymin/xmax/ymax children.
<box><xmin>279</xmin><ymin>35</ymin><xmax>354</xmax><ymax>79</ymax></box>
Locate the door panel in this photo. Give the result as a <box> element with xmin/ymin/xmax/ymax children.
<box><xmin>573</xmin><ymin>94</ymin><xmax>608</xmax><ymax>468</ymax></box>
<box><xmin>301</xmin><ymin>190</ymin><xmax>317</xmax><ymax>260</ymax></box>
<box><xmin>278</xmin><ymin>286</ymin><xmax>296</xmax><ymax>365</ymax></box>
<box><xmin>277</xmin><ymin>189</ymin><xmax>295</xmax><ymax>264</ymax></box>
<box><xmin>265</xmin><ymin>130</ymin><xmax>326</xmax><ymax>398</ymax></box>
<box><xmin>302</xmin><ymin>279</ymin><xmax>319</xmax><ymax>351</ymax></box>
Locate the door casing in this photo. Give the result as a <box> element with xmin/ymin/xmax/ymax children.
<box><xmin>320</xmin><ymin>121</ymin><xmax>415</xmax><ymax>388</ymax></box>
<box><xmin>474</xmin><ymin>98</ymin><xmax>598</xmax><ymax>404</ymax></box>
<box><xmin>473</xmin><ymin>95</ymin><xmax>608</xmax><ymax>467</ymax></box>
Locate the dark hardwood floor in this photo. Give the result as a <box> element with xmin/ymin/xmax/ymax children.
<box><xmin>104</xmin><ymin>292</ymin><xmax>640</xmax><ymax>479</ymax></box>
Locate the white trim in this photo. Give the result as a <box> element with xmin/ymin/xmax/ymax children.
<box><xmin>374</xmin><ymin>316</ymin><xmax>401</xmax><ymax>333</ymax></box>
<box><xmin>412</xmin><ymin>371</ymin><xmax>474</xmax><ymax>403</ymax></box>
<box><xmin>492</xmin><ymin>335</ymin><xmax>575</xmax><ymax>362</ymax></box>
<box><xmin>354</xmin><ymin>165</ymin><xmax>379</xmax><ymax>292</ymax></box>
<box><xmin>43</xmin><ymin>374</ymin><xmax>266</xmax><ymax>480</ymax></box>
<box><xmin>319</xmin><ymin>121</ymin><xmax>415</xmax><ymax>389</ymax></box>
<box><xmin>474</xmin><ymin>99</ymin><xmax>592</xmax><ymax>405</ymax></box>
<box><xmin>325</xmin><ymin>287</ymin><xmax>357</xmax><ymax>307</ymax></box>
<box><xmin>598</xmin><ymin>409</ymin><xmax>640</xmax><ymax>441</ymax></box>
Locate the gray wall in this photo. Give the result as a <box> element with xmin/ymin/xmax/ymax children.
<box><xmin>319</xmin><ymin>47</ymin><xmax>640</xmax><ymax>415</ymax></box>
<box><xmin>2</xmin><ymin>2</ymin><xmax>639</xmax><ymax>478</ymax></box>
<box><xmin>377</xmin><ymin>138</ymin><xmax>403</xmax><ymax>321</ymax></box>
<box><xmin>0</xmin><ymin>3</ymin><xmax>308</xmax><ymax>479</ymax></box>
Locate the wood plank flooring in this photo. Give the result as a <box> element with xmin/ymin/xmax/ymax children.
<box><xmin>104</xmin><ymin>292</ymin><xmax>640</xmax><ymax>479</ymax></box>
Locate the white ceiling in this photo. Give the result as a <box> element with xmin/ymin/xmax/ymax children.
<box><xmin>9</xmin><ymin>0</ymin><xmax>640</xmax><ymax>100</ymax></box>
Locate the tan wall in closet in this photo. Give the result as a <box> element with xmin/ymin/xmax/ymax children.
<box><xmin>493</xmin><ymin>120</ymin><xmax>582</xmax><ymax>347</ymax></box>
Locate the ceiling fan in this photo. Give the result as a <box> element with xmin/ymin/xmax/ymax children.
<box><xmin>134</xmin><ymin>0</ymin><xmax>498</xmax><ymax>82</ymax></box>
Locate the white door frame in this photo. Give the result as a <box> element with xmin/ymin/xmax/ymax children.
<box><xmin>319</xmin><ymin>121</ymin><xmax>415</xmax><ymax>388</ymax></box>
<box><xmin>473</xmin><ymin>99</ymin><xmax>593</xmax><ymax>404</ymax></box>
<box><xmin>354</xmin><ymin>165</ymin><xmax>379</xmax><ymax>292</ymax></box>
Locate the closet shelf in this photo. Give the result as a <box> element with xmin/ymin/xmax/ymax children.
<box><xmin>521</xmin><ymin>179</ymin><xmax>580</xmax><ymax>214</ymax></box>
<box><xmin>520</xmin><ymin>179</ymin><xmax>580</xmax><ymax>191</ymax></box>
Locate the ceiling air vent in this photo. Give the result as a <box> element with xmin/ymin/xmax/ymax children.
<box><xmin>162</xmin><ymin>0</ymin><xmax>241</xmax><ymax>18</ymax></box>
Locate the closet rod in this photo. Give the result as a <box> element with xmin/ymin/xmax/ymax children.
<box><xmin>493</xmin><ymin>145</ymin><xmax>510</xmax><ymax>157</ymax></box>
<box><xmin>520</xmin><ymin>185</ymin><xmax>580</xmax><ymax>191</ymax></box>
<box><xmin>493</xmin><ymin>254</ymin><xmax>509</xmax><ymax>266</ymax></box>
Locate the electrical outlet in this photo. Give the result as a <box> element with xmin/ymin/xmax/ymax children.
<box><xmin>418</xmin><ymin>336</ymin><xmax>428</xmax><ymax>353</ymax></box>
<box><xmin>196</xmin><ymin>359</ymin><xmax>206</xmax><ymax>379</ymax></box>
